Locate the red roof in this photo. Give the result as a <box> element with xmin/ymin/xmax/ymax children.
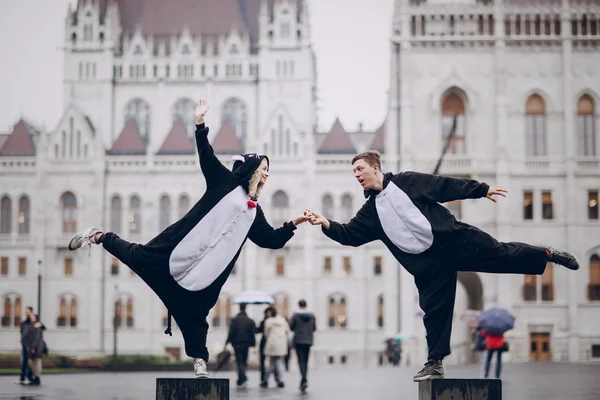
<box><xmin>212</xmin><ymin>121</ymin><xmax>244</xmax><ymax>154</ymax></box>
<box><xmin>72</xmin><ymin>0</ymin><xmax>303</xmax><ymax>54</ymax></box>
<box><xmin>0</xmin><ymin>119</ymin><xmax>36</xmax><ymax>157</ymax></box>
<box><xmin>157</xmin><ymin>120</ymin><xmax>195</xmax><ymax>155</ymax></box>
<box><xmin>109</xmin><ymin>119</ymin><xmax>147</xmax><ymax>155</ymax></box>
<box><xmin>318</xmin><ymin>119</ymin><xmax>356</xmax><ymax>154</ymax></box>
<box><xmin>370</xmin><ymin>123</ymin><xmax>386</xmax><ymax>153</ymax></box>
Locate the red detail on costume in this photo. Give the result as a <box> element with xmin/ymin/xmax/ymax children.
<box><xmin>247</xmin><ymin>200</ymin><xmax>257</xmax><ymax>208</ymax></box>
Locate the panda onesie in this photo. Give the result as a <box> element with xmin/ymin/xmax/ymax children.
<box><xmin>319</xmin><ymin>171</ymin><xmax>578</xmax><ymax>373</ymax></box>
<box><xmin>69</xmin><ymin>123</ymin><xmax>298</xmax><ymax>364</ymax></box>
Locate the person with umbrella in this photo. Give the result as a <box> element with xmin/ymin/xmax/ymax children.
<box><xmin>478</xmin><ymin>307</ymin><xmax>513</xmax><ymax>379</ymax></box>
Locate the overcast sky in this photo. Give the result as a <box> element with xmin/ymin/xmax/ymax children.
<box><xmin>0</xmin><ymin>0</ymin><xmax>394</xmax><ymax>134</ymax></box>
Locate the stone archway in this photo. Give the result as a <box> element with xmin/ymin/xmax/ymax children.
<box><xmin>456</xmin><ymin>272</ymin><xmax>484</xmax><ymax>364</ymax></box>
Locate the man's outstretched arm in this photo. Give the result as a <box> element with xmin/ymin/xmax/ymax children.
<box><xmin>305</xmin><ymin>202</ymin><xmax>378</xmax><ymax>247</ymax></box>
<box><xmin>194</xmin><ymin>99</ymin><xmax>232</xmax><ymax>188</ymax></box>
<box><xmin>406</xmin><ymin>171</ymin><xmax>505</xmax><ymax>203</ymax></box>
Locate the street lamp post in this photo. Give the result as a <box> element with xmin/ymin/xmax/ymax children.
<box><xmin>37</xmin><ymin>260</ymin><xmax>42</xmax><ymax>319</ymax></box>
<box><xmin>113</xmin><ymin>285</ymin><xmax>119</xmax><ymax>363</ymax></box>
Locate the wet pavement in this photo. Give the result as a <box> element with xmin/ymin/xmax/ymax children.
<box><xmin>1</xmin><ymin>362</ymin><xmax>600</xmax><ymax>399</ymax></box>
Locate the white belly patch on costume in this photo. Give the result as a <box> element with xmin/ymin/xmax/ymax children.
<box><xmin>375</xmin><ymin>182</ymin><xmax>434</xmax><ymax>254</ymax></box>
<box><xmin>169</xmin><ymin>186</ymin><xmax>256</xmax><ymax>291</ymax></box>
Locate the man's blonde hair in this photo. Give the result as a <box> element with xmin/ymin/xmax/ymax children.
<box><xmin>351</xmin><ymin>150</ymin><xmax>382</xmax><ymax>168</ymax></box>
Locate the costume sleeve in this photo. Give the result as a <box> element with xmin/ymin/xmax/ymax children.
<box><xmin>406</xmin><ymin>171</ymin><xmax>489</xmax><ymax>203</ymax></box>
<box><xmin>321</xmin><ymin>201</ymin><xmax>378</xmax><ymax>247</ymax></box>
<box><xmin>195</xmin><ymin>123</ymin><xmax>233</xmax><ymax>188</ymax></box>
<box><xmin>248</xmin><ymin>206</ymin><xmax>296</xmax><ymax>249</ymax></box>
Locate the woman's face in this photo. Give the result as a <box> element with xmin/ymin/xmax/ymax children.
<box><xmin>258</xmin><ymin>159</ymin><xmax>269</xmax><ymax>186</ymax></box>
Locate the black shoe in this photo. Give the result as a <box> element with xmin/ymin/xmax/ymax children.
<box><xmin>259</xmin><ymin>381</ymin><xmax>268</xmax><ymax>388</ymax></box>
<box><xmin>300</xmin><ymin>380</ymin><xmax>308</xmax><ymax>392</ymax></box>
<box><xmin>277</xmin><ymin>380</ymin><xmax>285</xmax><ymax>388</ymax></box>
<box><xmin>413</xmin><ymin>360</ymin><xmax>445</xmax><ymax>382</ymax></box>
<box><xmin>547</xmin><ymin>248</ymin><xmax>580</xmax><ymax>270</ymax></box>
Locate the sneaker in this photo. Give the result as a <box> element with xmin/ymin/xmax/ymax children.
<box><xmin>300</xmin><ymin>380</ymin><xmax>308</xmax><ymax>392</ymax></box>
<box><xmin>193</xmin><ymin>358</ymin><xmax>209</xmax><ymax>378</ymax></box>
<box><xmin>413</xmin><ymin>360</ymin><xmax>445</xmax><ymax>382</ymax></box>
<box><xmin>547</xmin><ymin>248</ymin><xmax>580</xmax><ymax>271</ymax></box>
<box><xmin>259</xmin><ymin>381</ymin><xmax>268</xmax><ymax>388</ymax></box>
<box><xmin>276</xmin><ymin>380</ymin><xmax>285</xmax><ymax>388</ymax></box>
<box><xmin>68</xmin><ymin>227</ymin><xmax>102</xmax><ymax>252</ymax></box>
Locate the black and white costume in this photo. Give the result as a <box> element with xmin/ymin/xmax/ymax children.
<box><xmin>98</xmin><ymin>124</ymin><xmax>297</xmax><ymax>361</ymax></box>
<box><xmin>322</xmin><ymin>171</ymin><xmax>548</xmax><ymax>360</ymax></box>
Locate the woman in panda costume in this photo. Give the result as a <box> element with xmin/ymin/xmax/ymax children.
<box><xmin>67</xmin><ymin>100</ymin><xmax>308</xmax><ymax>377</ymax></box>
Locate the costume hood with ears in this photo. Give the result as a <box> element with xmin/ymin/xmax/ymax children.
<box><xmin>232</xmin><ymin>153</ymin><xmax>270</xmax><ymax>200</ymax></box>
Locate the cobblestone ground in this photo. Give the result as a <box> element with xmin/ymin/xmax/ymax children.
<box><xmin>1</xmin><ymin>362</ymin><xmax>600</xmax><ymax>400</ymax></box>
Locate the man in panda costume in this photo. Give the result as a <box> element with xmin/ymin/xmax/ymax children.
<box><xmin>304</xmin><ymin>150</ymin><xmax>579</xmax><ymax>382</ymax></box>
<box><xmin>67</xmin><ymin>100</ymin><xmax>308</xmax><ymax>377</ymax></box>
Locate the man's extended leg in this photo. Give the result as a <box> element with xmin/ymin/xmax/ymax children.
<box><xmin>234</xmin><ymin>347</ymin><xmax>248</xmax><ymax>385</ymax></box>
<box><xmin>450</xmin><ymin>225</ymin><xmax>578</xmax><ymax>274</ymax></box>
<box><xmin>295</xmin><ymin>344</ymin><xmax>310</xmax><ymax>390</ymax></box>
<box><xmin>173</xmin><ymin>309</ymin><xmax>210</xmax><ymax>378</ymax></box>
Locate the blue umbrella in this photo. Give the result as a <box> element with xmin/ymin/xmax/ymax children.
<box><xmin>478</xmin><ymin>307</ymin><xmax>515</xmax><ymax>335</ymax></box>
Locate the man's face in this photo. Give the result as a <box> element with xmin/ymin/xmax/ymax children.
<box><xmin>258</xmin><ymin>159</ymin><xmax>269</xmax><ymax>185</ymax></box>
<box><xmin>352</xmin><ymin>159</ymin><xmax>378</xmax><ymax>189</ymax></box>
<box><xmin>25</xmin><ymin>308</ymin><xmax>33</xmax><ymax>319</ymax></box>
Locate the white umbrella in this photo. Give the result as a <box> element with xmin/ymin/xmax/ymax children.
<box><xmin>233</xmin><ymin>290</ymin><xmax>274</xmax><ymax>305</ymax></box>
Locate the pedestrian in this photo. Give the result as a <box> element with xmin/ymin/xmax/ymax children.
<box><xmin>261</xmin><ymin>306</ymin><xmax>290</xmax><ymax>388</ymax></box>
<box><xmin>67</xmin><ymin>100</ymin><xmax>308</xmax><ymax>377</ymax></box>
<box><xmin>304</xmin><ymin>150</ymin><xmax>579</xmax><ymax>382</ymax></box>
<box><xmin>482</xmin><ymin>329</ymin><xmax>505</xmax><ymax>379</ymax></box>
<box><xmin>22</xmin><ymin>314</ymin><xmax>44</xmax><ymax>385</ymax></box>
<box><xmin>289</xmin><ymin>299</ymin><xmax>316</xmax><ymax>392</ymax></box>
<box><xmin>256</xmin><ymin>307</ymin><xmax>273</xmax><ymax>385</ymax></box>
<box><xmin>16</xmin><ymin>306</ymin><xmax>45</xmax><ymax>385</ymax></box>
<box><xmin>226</xmin><ymin>304</ymin><xmax>256</xmax><ymax>387</ymax></box>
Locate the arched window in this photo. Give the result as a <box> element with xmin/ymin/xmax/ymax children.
<box><xmin>341</xmin><ymin>194</ymin><xmax>353</xmax><ymax>223</ymax></box>
<box><xmin>70</xmin><ymin>298</ymin><xmax>78</xmax><ymax>327</ymax></box>
<box><xmin>213</xmin><ymin>298</ymin><xmax>222</xmax><ymax>327</ymax></box>
<box><xmin>589</xmin><ymin>254</ymin><xmax>600</xmax><ymax>301</ymax></box>
<box><xmin>178</xmin><ymin>195</ymin><xmax>190</xmax><ymax>219</ymax></box>
<box><xmin>222</xmin><ymin>98</ymin><xmax>248</xmax><ymax>143</ymax></box>
<box><xmin>57</xmin><ymin>295</ymin><xmax>77</xmax><ymax>328</ymax></box>
<box><xmin>18</xmin><ymin>196</ymin><xmax>30</xmax><ymax>235</ymax></box>
<box><xmin>327</xmin><ymin>294</ymin><xmax>348</xmax><ymax>329</ymax></box>
<box><xmin>159</xmin><ymin>195</ymin><xmax>171</xmax><ymax>231</ymax></box>
<box><xmin>173</xmin><ymin>99</ymin><xmax>196</xmax><ymax>136</ymax></box>
<box><xmin>110</xmin><ymin>195</ymin><xmax>122</xmax><ymax>233</ymax></box>
<box><xmin>2</xmin><ymin>297</ymin><xmax>12</xmax><ymax>328</ymax></box>
<box><xmin>126</xmin><ymin>298</ymin><xmax>134</xmax><ymax>327</ymax></box>
<box><xmin>61</xmin><ymin>192</ymin><xmax>77</xmax><ymax>234</ymax></box>
<box><xmin>0</xmin><ymin>196</ymin><xmax>12</xmax><ymax>235</ymax></box>
<box><xmin>273</xmin><ymin>293</ymin><xmax>290</xmax><ymax>319</ymax></box>
<box><xmin>525</xmin><ymin>94</ymin><xmax>547</xmax><ymax>156</ymax></box>
<box><xmin>14</xmin><ymin>297</ymin><xmax>21</xmax><ymax>326</ymax></box>
<box><xmin>377</xmin><ymin>295</ymin><xmax>384</xmax><ymax>328</ymax></box>
<box><xmin>114</xmin><ymin>295</ymin><xmax>134</xmax><ymax>328</ymax></box>
<box><xmin>322</xmin><ymin>194</ymin><xmax>334</xmax><ymax>219</ymax></box>
<box><xmin>272</xmin><ymin>191</ymin><xmax>289</xmax><ymax>225</ymax></box>
<box><xmin>441</xmin><ymin>91</ymin><xmax>466</xmax><ymax>154</ymax></box>
<box><xmin>577</xmin><ymin>95</ymin><xmax>596</xmax><ymax>156</ymax></box>
<box><xmin>129</xmin><ymin>195</ymin><xmax>141</xmax><ymax>234</ymax></box>
<box><xmin>124</xmin><ymin>99</ymin><xmax>151</xmax><ymax>142</ymax></box>
<box><xmin>212</xmin><ymin>295</ymin><xmax>232</xmax><ymax>328</ymax></box>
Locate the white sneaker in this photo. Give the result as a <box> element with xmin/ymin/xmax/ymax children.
<box><xmin>68</xmin><ymin>227</ymin><xmax>102</xmax><ymax>252</ymax></box>
<box><xmin>193</xmin><ymin>358</ymin><xmax>209</xmax><ymax>378</ymax></box>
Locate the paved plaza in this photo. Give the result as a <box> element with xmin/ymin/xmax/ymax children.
<box><xmin>1</xmin><ymin>362</ymin><xmax>600</xmax><ymax>400</ymax></box>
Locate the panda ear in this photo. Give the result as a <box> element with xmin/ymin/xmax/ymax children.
<box><xmin>232</xmin><ymin>155</ymin><xmax>245</xmax><ymax>162</ymax></box>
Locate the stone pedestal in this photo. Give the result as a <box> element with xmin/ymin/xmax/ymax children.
<box><xmin>156</xmin><ymin>378</ymin><xmax>229</xmax><ymax>400</ymax></box>
<box><xmin>418</xmin><ymin>379</ymin><xmax>502</xmax><ymax>400</ymax></box>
